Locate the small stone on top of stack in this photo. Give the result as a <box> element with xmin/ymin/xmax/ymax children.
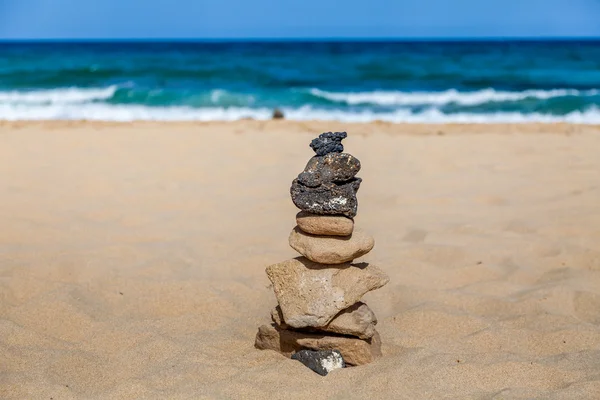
<box><xmin>255</xmin><ymin>131</ymin><xmax>389</xmax><ymax>375</ymax></box>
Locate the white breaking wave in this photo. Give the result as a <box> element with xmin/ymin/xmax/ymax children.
<box><xmin>0</xmin><ymin>86</ymin><xmax>118</xmax><ymax>104</ymax></box>
<box><xmin>310</xmin><ymin>88</ymin><xmax>600</xmax><ymax>106</ymax></box>
<box><xmin>0</xmin><ymin>103</ymin><xmax>273</xmax><ymax>121</ymax></box>
<box><xmin>1</xmin><ymin>103</ymin><xmax>600</xmax><ymax>124</ymax></box>
<box><xmin>1</xmin><ymin>86</ymin><xmax>597</xmax><ymax>110</ymax></box>
<box><xmin>283</xmin><ymin>106</ymin><xmax>600</xmax><ymax>124</ymax></box>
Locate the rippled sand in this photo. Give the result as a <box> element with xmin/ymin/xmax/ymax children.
<box><xmin>1</xmin><ymin>121</ymin><xmax>599</xmax><ymax>399</ymax></box>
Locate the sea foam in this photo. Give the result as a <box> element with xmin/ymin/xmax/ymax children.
<box><xmin>0</xmin><ymin>86</ymin><xmax>119</xmax><ymax>104</ymax></box>
<box><xmin>309</xmin><ymin>88</ymin><xmax>600</xmax><ymax>106</ymax></box>
<box><xmin>1</xmin><ymin>86</ymin><xmax>600</xmax><ymax>123</ymax></box>
<box><xmin>1</xmin><ymin>102</ymin><xmax>600</xmax><ymax>123</ymax></box>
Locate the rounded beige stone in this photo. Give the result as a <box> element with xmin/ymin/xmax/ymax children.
<box><xmin>296</xmin><ymin>211</ymin><xmax>354</xmax><ymax>236</ymax></box>
<box><xmin>288</xmin><ymin>226</ymin><xmax>374</xmax><ymax>264</ymax></box>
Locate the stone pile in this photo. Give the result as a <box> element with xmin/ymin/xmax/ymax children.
<box><xmin>255</xmin><ymin>132</ymin><xmax>389</xmax><ymax>374</ymax></box>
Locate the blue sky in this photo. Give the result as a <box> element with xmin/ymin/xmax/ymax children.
<box><xmin>1</xmin><ymin>0</ymin><xmax>599</xmax><ymax>39</ymax></box>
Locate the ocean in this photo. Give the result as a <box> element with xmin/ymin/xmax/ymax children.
<box><xmin>1</xmin><ymin>40</ymin><xmax>600</xmax><ymax>123</ymax></box>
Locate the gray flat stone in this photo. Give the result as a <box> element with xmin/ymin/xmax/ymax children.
<box><xmin>297</xmin><ymin>153</ymin><xmax>361</xmax><ymax>188</ymax></box>
<box><xmin>290</xmin><ymin>178</ymin><xmax>361</xmax><ymax>218</ymax></box>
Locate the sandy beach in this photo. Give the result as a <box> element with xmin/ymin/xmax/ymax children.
<box><xmin>1</xmin><ymin>120</ymin><xmax>599</xmax><ymax>399</ymax></box>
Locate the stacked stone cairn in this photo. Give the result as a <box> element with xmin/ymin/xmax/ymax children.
<box><xmin>255</xmin><ymin>131</ymin><xmax>389</xmax><ymax>375</ymax></box>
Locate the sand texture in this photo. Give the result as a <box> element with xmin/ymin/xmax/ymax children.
<box><xmin>1</xmin><ymin>120</ymin><xmax>599</xmax><ymax>399</ymax></box>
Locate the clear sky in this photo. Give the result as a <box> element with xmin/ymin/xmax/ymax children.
<box><xmin>1</xmin><ymin>0</ymin><xmax>599</xmax><ymax>39</ymax></box>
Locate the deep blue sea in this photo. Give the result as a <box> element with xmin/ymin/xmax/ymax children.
<box><xmin>1</xmin><ymin>40</ymin><xmax>600</xmax><ymax>123</ymax></box>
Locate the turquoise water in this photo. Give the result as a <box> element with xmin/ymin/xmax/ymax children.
<box><xmin>1</xmin><ymin>40</ymin><xmax>600</xmax><ymax>122</ymax></box>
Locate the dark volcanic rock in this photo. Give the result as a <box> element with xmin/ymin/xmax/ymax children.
<box><xmin>297</xmin><ymin>153</ymin><xmax>361</xmax><ymax>188</ymax></box>
<box><xmin>290</xmin><ymin>178</ymin><xmax>361</xmax><ymax>218</ymax></box>
<box><xmin>272</xmin><ymin>108</ymin><xmax>285</xmax><ymax>119</ymax></box>
<box><xmin>310</xmin><ymin>131</ymin><xmax>347</xmax><ymax>156</ymax></box>
<box><xmin>293</xmin><ymin>132</ymin><xmax>361</xmax><ymax>217</ymax></box>
<box><xmin>291</xmin><ymin>349</ymin><xmax>345</xmax><ymax>376</ymax></box>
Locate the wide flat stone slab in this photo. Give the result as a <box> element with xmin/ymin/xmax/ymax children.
<box><xmin>255</xmin><ymin>324</ymin><xmax>382</xmax><ymax>366</ymax></box>
<box><xmin>272</xmin><ymin>301</ymin><xmax>377</xmax><ymax>339</ymax></box>
<box><xmin>266</xmin><ymin>257</ymin><xmax>389</xmax><ymax>328</ymax></box>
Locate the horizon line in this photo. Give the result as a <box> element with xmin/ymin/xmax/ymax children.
<box><xmin>1</xmin><ymin>36</ymin><xmax>600</xmax><ymax>42</ymax></box>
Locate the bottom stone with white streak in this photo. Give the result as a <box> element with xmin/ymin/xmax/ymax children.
<box><xmin>291</xmin><ymin>349</ymin><xmax>346</xmax><ymax>376</ymax></box>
